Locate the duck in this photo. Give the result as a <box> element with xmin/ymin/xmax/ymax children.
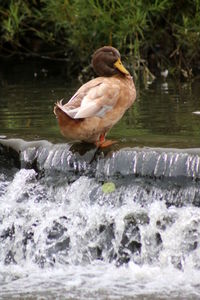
<box><xmin>54</xmin><ymin>46</ymin><xmax>136</xmax><ymax>147</ymax></box>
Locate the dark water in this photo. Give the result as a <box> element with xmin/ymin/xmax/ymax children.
<box><xmin>1</xmin><ymin>60</ymin><xmax>200</xmax><ymax>148</ymax></box>
<box><xmin>1</xmin><ymin>61</ymin><xmax>200</xmax><ymax>300</ymax></box>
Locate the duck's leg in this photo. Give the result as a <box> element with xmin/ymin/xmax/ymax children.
<box><xmin>95</xmin><ymin>134</ymin><xmax>117</xmax><ymax>148</ymax></box>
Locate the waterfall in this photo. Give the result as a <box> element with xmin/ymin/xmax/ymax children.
<box><xmin>1</xmin><ymin>139</ymin><xmax>200</xmax><ymax>299</ymax></box>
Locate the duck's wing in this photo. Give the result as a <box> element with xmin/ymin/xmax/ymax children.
<box><xmin>57</xmin><ymin>78</ymin><xmax>120</xmax><ymax>119</ymax></box>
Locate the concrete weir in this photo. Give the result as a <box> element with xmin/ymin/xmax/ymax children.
<box><xmin>1</xmin><ymin>138</ymin><xmax>200</xmax><ymax>181</ymax></box>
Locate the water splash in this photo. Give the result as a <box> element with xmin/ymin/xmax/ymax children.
<box><xmin>1</xmin><ymin>140</ymin><xmax>200</xmax><ymax>298</ymax></box>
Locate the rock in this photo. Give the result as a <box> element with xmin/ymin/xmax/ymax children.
<box><xmin>116</xmin><ymin>213</ymin><xmax>149</xmax><ymax>265</ymax></box>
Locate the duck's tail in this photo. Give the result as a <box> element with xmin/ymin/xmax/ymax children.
<box><xmin>54</xmin><ymin>99</ymin><xmax>68</xmax><ymax>116</ymax></box>
<box><xmin>54</xmin><ymin>100</ymin><xmax>82</xmax><ymax>126</ymax></box>
<box><xmin>54</xmin><ymin>99</ymin><xmax>81</xmax><ymax>119</ymax></box>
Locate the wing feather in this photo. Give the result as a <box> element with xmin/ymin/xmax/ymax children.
<box><xmin>58</xmin><ymin>78</ymin><xmax>120</xmax><ymax>119</ymax></box>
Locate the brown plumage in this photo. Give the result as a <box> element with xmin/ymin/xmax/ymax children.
<box><xmin>54</xmin><ymin>46</ymin><xmax>136</xmax><ymax>147</ymax></box>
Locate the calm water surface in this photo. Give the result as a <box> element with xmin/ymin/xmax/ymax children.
<box><xmin>1</xmin><ymin>61</ymin><xmax>200</xmax><ymax>148</ymax></box>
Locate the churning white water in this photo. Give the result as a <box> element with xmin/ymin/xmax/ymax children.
<box><xmin>1</xmin><ymin>162</ymin><xmax>200</xmax><ymax>299</ymax></box>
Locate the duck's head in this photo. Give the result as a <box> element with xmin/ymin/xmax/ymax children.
<box><xmin>92</xmin><ymin>46</ymin><xmax>130</xmax><ymax>77</ymax></box>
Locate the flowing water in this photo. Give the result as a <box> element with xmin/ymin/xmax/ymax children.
<box><xmin>1</xmin><ymin>60</ymin><xmax>200</xmax><ymax>299</ymax></box>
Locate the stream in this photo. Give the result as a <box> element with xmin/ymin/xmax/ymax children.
<box><xmin>1</xmin><ymin>60</ymin><xmax>200</xmax><ymax>299</ymax></box>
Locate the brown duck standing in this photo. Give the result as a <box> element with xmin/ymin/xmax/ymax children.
<box><xmin>54</xmin><ymin>46</ymin><xmax>136</xmax><ymax>147</ymax></box>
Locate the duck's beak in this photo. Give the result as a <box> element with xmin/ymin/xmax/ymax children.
<box><xmin>114</xmin><ymin>58</ymin><xmax>129</xmax><ymax>75</ymax></box>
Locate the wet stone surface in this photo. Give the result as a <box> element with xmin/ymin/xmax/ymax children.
<box><xmin>2</xmin><ymin>138</ymin><xmax>200</xmax><ymax>181</ymax></box>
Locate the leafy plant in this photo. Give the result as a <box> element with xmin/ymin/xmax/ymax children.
<box><xmin>0</xmin><ymin>0</ymin><xmax>200</xmax><ymax>77</ymax></box>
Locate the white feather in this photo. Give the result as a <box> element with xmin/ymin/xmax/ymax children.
<box><xmin>57</xmin><ymin>81</ymin><xmax>120</xmax><ymax>119</ymax></box>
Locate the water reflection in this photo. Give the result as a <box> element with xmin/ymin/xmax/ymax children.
<box><xmin>161</xmin><ymin>82</ymin><xmax>168</xmax><ymax>93</ymax></box>
<box><xmin>1</xmin><ymin>62</ymin><xmax>200</xmax><ymax>148</ymax></box>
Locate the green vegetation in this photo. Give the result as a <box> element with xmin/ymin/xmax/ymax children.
<box><xmin>1</xmin><ymin>0</ymin><xmax>200</xmax><ymax>77</ymax></box>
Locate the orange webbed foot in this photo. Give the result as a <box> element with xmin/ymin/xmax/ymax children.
<box><xmin>95</xmin><ymin>134</ymin><xmax>117</xmax><ymax>148</ymax></box>
<box><xmin>97</xmin><ymin>140</ymin><xmax>117</xmax><ymax>148</ymax></box>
